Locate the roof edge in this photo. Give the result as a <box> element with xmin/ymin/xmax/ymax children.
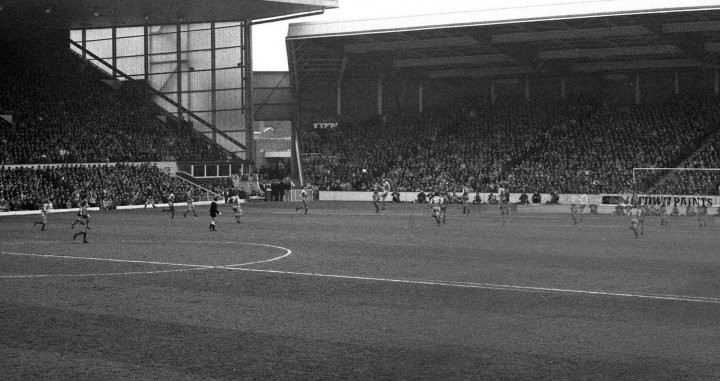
<box><xmin>287</xmin><ymin>0</ymin><xmax>720</xmax><ymax>39</ymax></box>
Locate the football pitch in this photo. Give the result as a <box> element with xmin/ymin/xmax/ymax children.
<box><xmin>1</xmin><ymin>201</ymin><xmax>720</xmax><ymax>379</ymax></box>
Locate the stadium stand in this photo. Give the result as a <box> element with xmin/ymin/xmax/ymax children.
<box><xmin>300</xmin><ymin>102</ymin><xmax>570</xmax><ymax>192</ymax></box>
<box><xmin>0</xmin><ymin>31</ymin><xmax>233</xmax><ymax>211</ymax></box>
<box><xmin>0</xmin><ymin>35</ymin><xmax>230</xmax><ymax>165</ymax></box>
<box><xmin>0</xmin><ymin>163</ymin><xmax>215</xmax><ymax>211</ymax></box>
<box><xmin>3</xmin><ymin>4</ymin><xmax>720</xmax><ymax>203</ymax></box>
<box><xmin>301</xmin><ymin>95</ymin><xmax>720</xmax><ymax>195</ymax></box>
<box><xmin>511</xmin><ymin>95</ymin><xmax>720</xmax><ymax>194</ymax></box>
<box><xmin>648</xmin><ymin>124</ymin><xmax>720</xmax><ymax>195</ymax></box>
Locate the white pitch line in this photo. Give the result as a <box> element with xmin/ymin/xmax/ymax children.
<box><xmin>223</xmin><ymin>267</ymin><xmax>720</xmax><ymax>305</ymax></box>
<box><xmin>0</xmin><ymin>268</ymin><xmax>209</xmax><ymax>279</ymax></box>
<box><xmin>0</xmin><ymin>242</ymin><xmax>292</xmax><ymax>278</ymax></box>
<box><xmin>3</xmin><ymin>242</ymin><xmax>718</xmax><ymax>304</ymax></box>
<box><xmin>223</xmin><ymin>245</ymin><xmax>292</xmax><ymax>267</ymax></box>
<box><xmin>1</xmin><ymin>251</ymin><xmax>215</xmax><ymax>268</ymax></box>
<box><xmin>439</xmin><ymin>280</ymin><xmax>720</xmax><ymax>304</ymax></box>
<box><xmin>1</xmin><ymin>240</ymin><xmax>278</xmax><ymax>246</ymax></box>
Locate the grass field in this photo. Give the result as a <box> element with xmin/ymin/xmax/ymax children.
<box><xmin>2</xmin><ymin>201</ymin><xmax>720</xmax><ymax>379</ymax></box>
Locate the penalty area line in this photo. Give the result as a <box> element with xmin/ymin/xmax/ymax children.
<box><xmin>224</xmin><ymin>267</ymin><xmax>720</xmax><ymax>305</ymax></box>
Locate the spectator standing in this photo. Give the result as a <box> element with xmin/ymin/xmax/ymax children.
<box><xmin>531</xmin><ymin>190</ymin><xmax>542</xmax><ymax>204</ymax></box>
<box><xmin>519</xmin><ymin>192</ymin><xmax>529</xmax><ymax>205</ymax></box>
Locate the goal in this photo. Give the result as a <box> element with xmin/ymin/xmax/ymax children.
<box><xmin>287</xmin><ymin>189</ymin><xmax>304</xmax><ymax>203</ymax></box>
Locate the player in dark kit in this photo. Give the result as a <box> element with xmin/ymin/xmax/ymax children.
<box><xmin>72</xmin><ymin>222</ymin><xmax>90</xmax><ymax>243</ymax></box>
<box><xmin>208</xmin><ymin>196</ymin><xmax>220</xmax><ymax>231</ymax></box>
<box><xmin>71</xmin><ymin>199</ymin><xmax>91</xmax><ymax>243</ymax></box>
<box><xmin>143</xmin><ymin>187</ymin><xmax>156</xmax><ymax>208</ymax></box>
<box><xmin>71</xmin><ymin>198</ymin><xmax>91</xmax><ymax>230</ymax></box>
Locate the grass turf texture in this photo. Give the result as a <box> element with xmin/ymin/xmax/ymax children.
<box><xmin>1</xmin><ymin>202</ymin><xmax>720</xmax><ymax>379</ymax></box>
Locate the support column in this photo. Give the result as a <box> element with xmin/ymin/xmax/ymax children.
<box><xmin>210</xmin><ymin>22</ymin><xmax>217</xmax><ymax>143</ymax></box>
<box><xmin>243</xmin><ymin>20</ymin><xmax>255</xmax><ymax>167</ymax></box>
<box><xmin>81</xmin><ymin>29</ymin><xmax>86</xmax><ymax>60</ymax></box>
<box><xmin>143</xmin><ymin>25</ymin><xmax>149</xmax><ymax>84</ymax></box>
<box><xmin>674</xmin><ymin>71</ymin><xmax>680</xmax><ymax>94</ymax></box>
<box><xmin>715</xmin><ymin>70</ymin><xmax>719</xmax><ymax>95</ymax></box>
<box><xmin>111</xmin><ymin>27</ymin><xmax>117</xmax><ymax>78</ymax></box>
<box><xmin>635</xmin><ymin>73</ymin><xmax>641</xmax><ymax>104</ymax></box>
<box><xmin>336</xmin><ymin>57</ymin><xmax>346</xmax><ymax>116</ymax></box>
<box><xmin>336</xmin><ymin>84</ymin><xmax>342</xmax><ymax>116</ymax></box>
<box><xmin>288</xmin><ymin>39</ymin><xmax>302</xmax><ymax>184</ymax></box>
<box><xmin>143</xmin><ymin>25</ymin><xmax>150</xmax><ymax>100</ymax></box>
<box><xmin>377</xmin><ymin>75</ymin><xmax>383</xmax><ymax>115</ymax></box>
<box><xmin>560</xmin><ymin>75</ymin><xmax>567</xmax><ymax>99</ymax></box>
<box><xmin>490</xmin><ymin>81</ymin><xmax>496</xmax><ymax>105</ymax></box>
<box><xmin>525</xmin><ymin>75</ymin><xmax>530</xmax><ymax>100</ymax></box>
<box><xmin>176</xmin><ymin>23</ymin><xmax>183</xmax><ymax>121</ymax></box>
<box><xmin>418</xmin><ymin>80</ymin><xmax>423</xmax><ymax>113</ymax></box>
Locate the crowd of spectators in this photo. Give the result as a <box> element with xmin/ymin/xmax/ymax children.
<box><xmin>0</xmin><ymin>35</ymin><xmax>234</xmax><ymax>211</ymax></box>
<box><xmin>300</xmin><ymin>103</ymin><xmax>559</xmax><ymax>193</ymax></box>
<box><xmin>301</xmin><ymin>95</ymin><xmax>720</xmax><ymax>195</ymax></box>
<box><xmin>0</xmin><ymin>36</ymin><xmax>231</xmax><ymax>165</ymax></box>
<box><xmin>649</xmin><ymin>130</ymin><xmax>720</xmax><ymax>195</ymax></box>
<box><xmin>301</xmin><ymin>101</ymin><xmax>577</xmax><ymax>193</ymax></box>
<box><xmin>258</xmin><ymin>160</ymin><xmax>290</xmax><ymax>181</ymax></box>
<box><xmin>509</xmin><ymin>95</ymin><xmax>720</xmax><ymax>194</ymax></box>
<box><xmin>0</xmin><ymin>163</ymin><xmax>214</xmax><ymax>211</ymax></box>
<box><xmin>4</xmin><ymin>33</ymin><xmax>720</xmax><ymax>199</ymax></box>
<box><xmin>192</xmin><ymin>177</ymin><xmax>235</xmax><ymax>198</ymax></box>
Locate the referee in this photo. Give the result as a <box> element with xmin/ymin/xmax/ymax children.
<box><xmin>208</xmin><ymin>196</ymin><xmax>220</xmax><ymax>231</ymax></box>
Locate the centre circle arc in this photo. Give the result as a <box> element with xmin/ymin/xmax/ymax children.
<box><xmin>0</xmin><ymin>241</ymin><xmax>293</xmax><ymax>279</ymax></box>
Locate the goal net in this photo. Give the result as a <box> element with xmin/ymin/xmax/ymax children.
<box><xmin>287</xmin><ymin>189</ymin><xmax>304</xmax><ymax>203</ymax></box>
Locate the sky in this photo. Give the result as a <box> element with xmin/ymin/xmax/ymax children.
<box><xmin>251</xmin><ymin>0</ymin><xmax>561</xmax><ymax>71</ymax></box>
